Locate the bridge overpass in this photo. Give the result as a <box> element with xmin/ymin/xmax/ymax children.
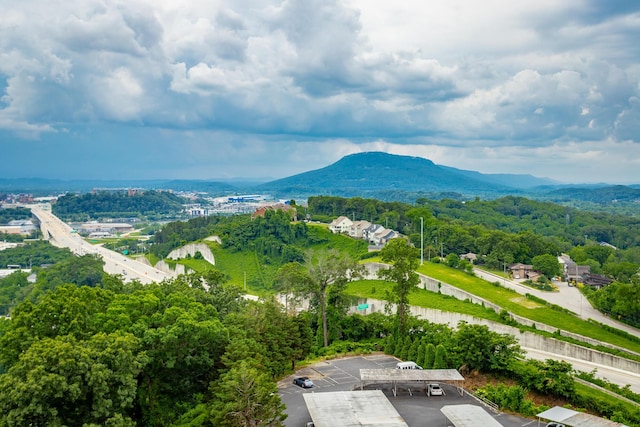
<box><xmin>30</xmin><ymin>204</ymin><xmax>172</xmax><ymax>285</ymax></box>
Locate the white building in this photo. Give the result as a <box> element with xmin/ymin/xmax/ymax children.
<box><xmin>329</xmin><ymin>216</ymin><xmax>353</xmax><ymax>234</ymax></box>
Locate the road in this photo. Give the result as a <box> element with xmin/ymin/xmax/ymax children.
<box><xmin>524</xmin><ymin>347</ymin><xmax>640</xmax><ymax>394</ymax></box>
<box><xmin>30</xmin><ymin>204</ymin><xmax>172</xmax><ymax>285</ymax></box>
<box><xmin>474</xmin><ymin>268</ymin><xmax>640</xmax><ymax>338</ymax></box>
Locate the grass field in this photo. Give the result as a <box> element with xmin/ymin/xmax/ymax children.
<box><xmin>408</xmin><ymin>262</ymin><xmax>640</xmax><ymax>353</ymax></box>
<box><xmin>151</xmin><ymin>230</ymin><xmax>640</xmax><ymax>354</ymax></box>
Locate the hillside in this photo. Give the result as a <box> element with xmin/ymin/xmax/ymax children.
<box><xmin>256</xmin><ymin>152</ymin><xmax>550</xmax><ymax>198</ymax></box>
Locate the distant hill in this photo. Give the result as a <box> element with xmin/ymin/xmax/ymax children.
<box><xmin>438</xmin><ymin>166</ymin><xmax>560</xmax><ymax>188</ymax></box>
<box><xmin>544</xmin><ymin>185</ymin><xmax>640</xmax><ymax>203</ymax></box>
<box><xmin>256</xmin><ymin>152</ymin><xmax>554</xmax><ymax>198</ymax></box>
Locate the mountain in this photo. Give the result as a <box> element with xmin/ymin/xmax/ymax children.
<box><xmin>544</xmin><ymin>185</ymin><xmax>640</xmax><ymax>203</ymax></box>
<box><xmin>256</xmin><ymin>152</ymin><xmax>554</xmax><ymax>199</ymax></box>
<box><xmin>438</xmin><ymin>166</ymin><xmax>560</xmax><ymax>188</ymax></box>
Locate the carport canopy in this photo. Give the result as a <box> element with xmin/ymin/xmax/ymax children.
<box><xmin>360</xmin><ymin>368</ymin><xmax>464</xmax><ymax>395</ymax></box>
<box><xmin>360</xmin><ymin>368</ymin><xmax>464</xmax><ymax>383</ymax></box>
<box><xmin>537</xmin><ymin>406</ymin><xmax>627</xmax><ymax>427</ymax></box>
<box><xmin>302</xmin><ymin>390</ymin><xmax>409</xmax><ymax>427</ymax></box>
<box><xmin>440</xmin><ymin>404</ymin><xmax>503</xmax><ymax>427</ymax></box>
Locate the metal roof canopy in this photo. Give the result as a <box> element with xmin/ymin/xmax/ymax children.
<box><xmin>440</xmin><ymin>404</ymin><xmax>504</xmax><ymax>427</ymax></box>
<box><xmin>537</xmin><ymin>406</ymin><xmax>627</xmax><ymax>427</ymax></box>
<box><xmin>360</xmin><ymin>368</ymin><xmax>464</xmax><ymax>382</ymax></box>
<box><xmin>303</xmin><ymin>390</ymin><xmax>409</xmax><ymax>427</ymax></box>
<box><xmin>360</xmin><ymin>368</ymin><xmax>464</xmax><ymax>396</ymax></box>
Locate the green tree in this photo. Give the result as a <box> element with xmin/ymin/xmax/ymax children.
<box><xmin>0</xmin><ymin>333</ymin><xmax>146</xmax><ymax>426</ymax></box>
<box><xmin>210</xmin><ymin>360</ymin><xmax>287</xmax><ymax>427</ymax></box>
<box><xmin>408</xmin><ymin>339</ymin><xmax>420</xmax><ymax>362</ymax></box>
<box><xmin>378</xmin><ymin>238</ymin><xmax>420</xmax><ymax>336</ymax></box>
<box><xmin>273</xmin><ymin>262</ymin><xmax>310</xmax><ymax>313</ymax></box>
<box><xmin>384</xmin><ymin>335</ymin><xmax>396</xmax><ymax>354</ymax></box>
<box><xmin>452</xmin><ymin>323</ymin><xmax>522</xmax><ymax>373</ymax></box>
<box><xmin>532</xmin><ymin>254</ymin><xmax>562</xmax><ymax>279</ymax></box>
<box><xmin>424</xmin><ymin>343</ymin><xmax>436</xmax><ymax>369</ymax></box>
<box><xmin>400</xmin><ymin>336</ymin><xmax>412</xmax><ymax>361</ymax></box>
<box><xmin>433</xmin><ymin>344</ymin><xmax>447</xmax><ymax>369</ymax></box>
<box><xmin>303</xmin><ymin>250</ymin><xmax>362</xmax><ymax>347</ymax></box>
<box><xmin>416</xmin><ymin>342</ymin><xmax>426</xmax><ymax>368</ymax></box>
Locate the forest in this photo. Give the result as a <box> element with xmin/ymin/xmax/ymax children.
<box><xmin>1</xmin><ymin>243</ymin><xmax>638</xmax><ymax>425</ymax></box>
<box><xmin>0</xmin><ymin>207</ymin><xmax>32</xmax><ymax>225</ymax></box>
<box><xmin>52</xmin><ymin>191</ymin><xmax>186</xmax><ymax>220</ymax></box>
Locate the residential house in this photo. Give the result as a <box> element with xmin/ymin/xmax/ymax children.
<box><xmin>349</xmin><ymin>220</ymin><xmax>371</xmax><ymax>239</ymax></box>
<box><xmin>252</xmin><ymin>203</ymin><xmax>297</xmax><ymax>220</ymax></box>
<box><xmin>329</xmin><ymin>216</ymin><xmax>353</xmax><ymax>234</ymax></box>
<box><xmin>362</xmin><ymin>224</ymin><xmax>384</xmax><ymax>243</ymax></box>
<box><xmin>582</xmin><ymin>273</ymin><xmax>613</xmax><ymax>289</ymax></box>
<box><xmin>370</xmin><ymin>228</ymin><xmax>399</xmax><ymax>246</ymax></box>
<box><xmin>509</xmin><ymin>263</ymin><xmax>535</xmax><ymax>280</ymax></box>
<box><xmin>460</xmin><ymin>253</ymin><xmax>477</xmax><ymax>264</ymax></box>
<box><xmin>558</xmin><ymin>254</ymin><xmax>591</xmax><ymax>282</ymax></box>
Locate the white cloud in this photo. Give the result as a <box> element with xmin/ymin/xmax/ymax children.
<box><xmin>0</xmin><ymin>0</ymin><xmax>639</xmax><ymax>183</ymax></box>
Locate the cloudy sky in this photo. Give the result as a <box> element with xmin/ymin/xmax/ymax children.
<box><xmin>1</xmin><ymin>0</ymin><xmax>640</xmax><ymax>184</ymax></box>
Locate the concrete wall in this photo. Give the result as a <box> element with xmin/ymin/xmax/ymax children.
<box><xmin>350</xmin><ymin>296</ymin><xmax>640</xmax><ymax>375</ymax></box>
<box><xmin>154</xmin><ymin>260</ymin><xmax>192</xmax><ymax>276</ymax></box>
<box><xmin>363</xmin><ymin>262</ymin><xmax>640</xmax><ymax>368</ymax></box>
<box><xmin>166</xmin><ymin>243</ymin><xmax>215</xmax><ymax>266</ymax></box>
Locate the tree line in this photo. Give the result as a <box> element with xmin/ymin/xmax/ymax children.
<box><xmin>52</xmin><ymin>191</ymin><xmax>186</xmax><ymax>221</ymax></box>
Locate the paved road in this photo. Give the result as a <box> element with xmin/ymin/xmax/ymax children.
<box><xmin>30</xmin><ymin>205</ymin><xmax>171</xmax><ymax>284</ymax></box>
<box><xmin>474</xmin><ymin>268</ymin><xmax>640</xmax><ymax>338</ymax></box>
<box><xmin>523</xmin><ymin>347</ymin><xmax>640</xmax><ymax>394</ymax></box>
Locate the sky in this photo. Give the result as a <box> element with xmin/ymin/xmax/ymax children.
<box><xmin>1</xmin><ymin>0</ymin><xmax>640</xmax><ymax>184</ymax></box>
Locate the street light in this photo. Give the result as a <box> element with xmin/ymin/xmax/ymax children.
<box><xmin>420</xmin><ymin>217</ymin><xmax>424</xmax><ymax>266</ymax></box>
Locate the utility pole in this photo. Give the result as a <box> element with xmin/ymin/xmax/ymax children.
<box><xmin>420</xmin><ymin>217</ymin><xmax>424</xmax><ymax>265</ymax></box>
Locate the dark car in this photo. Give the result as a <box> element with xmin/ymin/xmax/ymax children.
<box><xmin>293</xmin><ymin>377</ymin><xmax>314</xmax><ymax>388</ymax></box>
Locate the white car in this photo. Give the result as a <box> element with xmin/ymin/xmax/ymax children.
<box><xmin>427</xmin><ymin>383</ymin><xmax>444</xmax><ymax>396</ymax></box>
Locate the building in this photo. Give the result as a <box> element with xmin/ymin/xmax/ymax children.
<box><xmin>329</xmin><ymin>216</ymin><xmax>353</xmax><ymax>234</ymax></box>
<box><xmin>78</xmin><ymin>222</ymin><xmax>134</xmax><ymax>236</ymax></box>
<box><xmin>558</xmin><ymin>254</ymin><xmax>591</xmax><ymax>282</ymax></box>
<box><xmin>582</xmin><ymin>273</ymin><xmax>613</xmax><ymax>289</ymax></box>
<box><xmin>252</xmin><ymin>203</ymin><xmax>297</xmax><ymax>220</ymax></box>
<box><xmin>349</xmin><ymin>220</ymin><xmax>371</xmax><ymax>239</ymax></box>
<box><xmin>0</xmin><ymin>220</ymin><xmax>37</xmax><ymax>235</ymax></box>
<box><xmin>509</xmin><ymin>263</ymin><xmax>537</xmax><ymax>280</ymax></box>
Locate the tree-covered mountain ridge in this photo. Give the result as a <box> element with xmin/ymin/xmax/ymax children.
<box><xmin>256</xmin><ymin>152</ymin><xmax>557</xmax><ymax>196</ymax></box>
<box><xmin>256</xmin><ymin>153</ymin><xmax>640</xmax><ymax>205</ymax></box>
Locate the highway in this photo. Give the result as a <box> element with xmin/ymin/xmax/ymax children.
<box><xmin>30</xmin><ymin>204</ymin><xmax>172</xmax><ymax>285</ymax></box>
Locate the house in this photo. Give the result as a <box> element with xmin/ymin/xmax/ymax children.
<box><xmin>558</xmin><ymin>254</ymin><xmax>591</xmax><ymax>282</ymax></box>
<box><xmin>362</xmin><ymin>224</ymin><xmax>384</xmax><ymax>242</ymax></box>
<box><xmin>582</xmin><ymin>273</ymin><xmax>613</xmax><ymax>289</ymax></box>
<box><xmin>349</xmin><ymin>220</ymin><xmax>371</xmax><ymax>239</ymax></box>
<box><xmin>509</xmin><ymin>263</ymin><xmax>535</xmax><ymax>280</ymax></box>
<box><xmin>329</xmin><ymin>216</ymin><xmax>353</xmax><ymax>234</ymax></box>
<box><xmin>460</xmin><ymin>253</ymin><xmax>477</xmax><ymax>263</ymax></box>
<box><xmin>370</xmin><ymin>228</ymin><xmax>399</xmax><ymax>246</ymax></box>
<box><xmin>252</xmin><ymin>204</ymin><xmax>297</xmax><ymax>220</ymax></box>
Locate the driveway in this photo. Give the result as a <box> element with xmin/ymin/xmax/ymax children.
<box><xmin>278</xmin><ymin>355</ymin><xmax>532</xmax><ymax>427</ymax></box>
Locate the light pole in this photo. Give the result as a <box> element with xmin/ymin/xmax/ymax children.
<box><xmin>420</xmin><ymin>217</ymin><xmax>424</xmax><ymax>265</ymax></box>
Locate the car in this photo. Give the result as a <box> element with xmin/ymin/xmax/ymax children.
<box><xmin>396</xmin><ymin>361</ymin><xmax>422</xmax><ymax>370</ymax></box>
<box><xmin>293</xmin><ymin>377</ymin><xmax>314</xmax><ymax>388</ymax></box>
<box><xmin>427</xmin><ymin>383</ymin><xmax>444</xmax><ymax>396</ymax></box>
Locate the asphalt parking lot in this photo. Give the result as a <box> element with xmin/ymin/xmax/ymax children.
<box><xmin>278</xmin><ymin>354</ymin><xmax>534</xmax><ymax>427</ymax></box>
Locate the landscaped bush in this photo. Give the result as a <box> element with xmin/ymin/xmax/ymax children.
<box><xmin>476</xmin><ymin>383</ymin><xmax>545</xmax><ymax>416</ymax></box>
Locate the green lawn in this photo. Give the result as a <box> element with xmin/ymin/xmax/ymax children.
<box><xmin>346</xmin><ymin>279</ymin><xmax>504</xmax><ymax>322</ymax></box>
<box><xmin>409</xmin><ymin>262</ymin><xmax>640</xmax><ymax>354</ymax></box>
